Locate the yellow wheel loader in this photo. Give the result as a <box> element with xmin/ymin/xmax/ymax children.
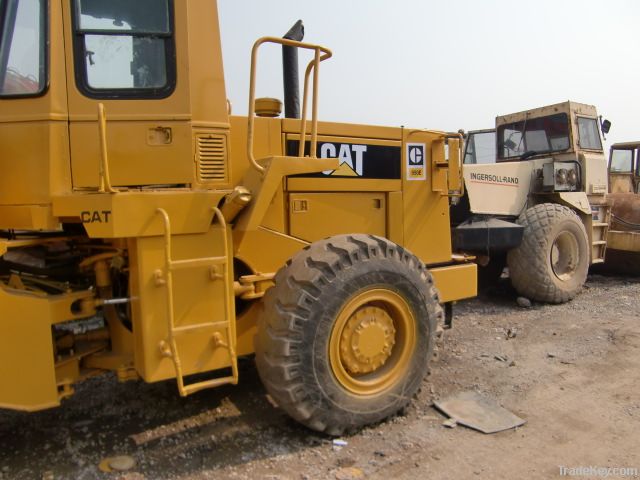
<box><xmin>0</xmin><ymin>0</ymin><xmax>476</xmax><ymax>435</ymax></box>
<box><xmin>454</xmin><ymin>101</ymin><xmax>611</xmax><ymax>303</ymax></box>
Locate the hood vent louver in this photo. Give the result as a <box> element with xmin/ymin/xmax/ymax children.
<box><xmin>196</xmin><ymin>133</ymin><xmax>228</xmax><ymax>183</ymax></box>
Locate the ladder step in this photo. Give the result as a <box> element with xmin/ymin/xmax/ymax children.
<box><xmin>173</xmin><ymin>321</ymin><xmax>230</xmax><ymax>334</ymax></box>
<box><xmin>169</xmin><ymin>256</ymin><xmax>226</xmax><ymax>270</ymax></box>
<box><xmin>591</xmin><ymin>258</ymin><xmax>605</xmax><ymax>264</ymax></box>
<box><xmin>592</xmin><ymin>222</ymin><xmax>609</xmax><ymax>227</ymax></box>
<box><xmin>182</xmin><ymin>376</ymin><xmax>237</xmax><ymax>395</ymax></box>
<box><xmin>592</xmin><ymin>241</ymin><xmax>607</xmax><ymax>245</ymax></box>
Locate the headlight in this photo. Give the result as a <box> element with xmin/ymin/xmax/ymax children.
<box><xmin>556</xmin><ymin>169</ymin><xmax>568</xmax><ymax>185</ymax></box>
<box><xmin>542</xmin><ymin>162</ymin><xmax>580</xmax><ymax>192</ymax></box>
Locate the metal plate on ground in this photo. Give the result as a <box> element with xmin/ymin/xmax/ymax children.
<box><xmin>434</xmin><ymin>390</ymin><xmax>526</xmax><ymax>434</ymax></box>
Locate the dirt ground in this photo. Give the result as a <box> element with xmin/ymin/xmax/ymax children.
<box><xmin>1</xmin><ymin>273</ymin><xmax>639</xmax><ymax>480</ymax></box>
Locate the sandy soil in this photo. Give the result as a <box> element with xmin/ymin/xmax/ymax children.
<box><xmin>1</xmin><ymin>274</ymin><xmax>638</xmax><ymax>480</ymax></box>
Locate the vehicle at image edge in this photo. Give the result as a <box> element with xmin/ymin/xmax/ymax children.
<box><xmin>602</xmin><ymin>142</ymin><xmax>640</xmax><ymax>273</ymax></box>
<box><xmin>0</xmin><ymin>0</ymin><xmax>476</xmax><ymax>435</ymax></box>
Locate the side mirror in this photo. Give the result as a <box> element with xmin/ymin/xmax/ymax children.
<box><xmin>601</xmin><ymin>118</ymin><xmax>611</xmax><ymax>134</ymax></box>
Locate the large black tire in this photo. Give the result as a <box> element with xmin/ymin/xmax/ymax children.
<box><xmin>255</xmin><ymin>234</ymin><xmax>443</xmax><ymax>435</ymax></box>
<box><xmin>507</xmin><ymin>203</ymin><xmax>589</xmax><ymax>303</ymax></box>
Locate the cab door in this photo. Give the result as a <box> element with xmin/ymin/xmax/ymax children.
<box><xmin>0</xmin><ymin>0</ymin><xmax>70</xmax><ymax>229</ymax></box>
<box><xmin>62</xmin><ymin>0</ymin><xmax>193</xmax><ymax>188</ymax></box>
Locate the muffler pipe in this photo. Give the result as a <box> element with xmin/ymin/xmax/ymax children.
<box><xmin>282</xmin><ymin>20</ymin><xmax>304</xmax><ymax>119</ymax></box>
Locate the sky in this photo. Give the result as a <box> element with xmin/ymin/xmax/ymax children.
<box><xmin>218</xmin><ymin>0</ymin><xmax>640</xmax><ymax>149</ymax></box>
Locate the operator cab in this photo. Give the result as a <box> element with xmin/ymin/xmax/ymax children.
<box><xmin>497</xmin><ymin>111</ymin><xmax>602</xmax><ymax>162</ymax></box>
<box><xmin>0</xmin><ymin>0</ymin><xmax>230</xmax><ymax>231</ymax></box>
<box><xmin>609</xmin><ymin>142</ymin><xmax>640</xmax><ymax>194</ymax></box>
<box><xmin>464</xmin><ymin>104</ymin><xmax>609</xmax><ymax>166</ymax></box>
<box><xmin>462</xmin><ymin>102</ymin><xmax>610</xmax><ymax>198</ymax></box>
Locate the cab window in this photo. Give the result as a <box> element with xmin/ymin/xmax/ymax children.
<box><xmin>72</xmin><ymin>0</ymin><xmax>175</xmax><ymax>99</ymax></box>
<box><xmin>0</xmin><ymin>0</ymin><xmax>47</xmax><ymax>97</ymax></box>
<box><xmin>576</xmin><ymin>117</ymin><xmax>602</xmax><ymax>150</ymax></box>
<box><xmin>610</xmin><ymin>149</ymin><xmax>633</xmax><ymax>173</ymax></box>
<box><xmin>464</xmin><ymin>130</ymin><xmax>496</xmax><ymax>164</ymax></box>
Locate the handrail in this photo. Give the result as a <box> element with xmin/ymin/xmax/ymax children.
<box><xmin>444</xmin><ymin>131</ymin><xmax>466</xmax><ymax>198</ymax></box>
<box><xmin>97</xmin><ymin>103</ymin><xmax>118</xmax><ymax>193</ymax></box>
<box><xmin>247</xmin><ymin>37</ymin><xmax>332</xmax><ymax>174</ymax></box>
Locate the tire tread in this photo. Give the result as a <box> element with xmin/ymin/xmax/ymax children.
<box><xmin>255</xmin><ymin>234</ymin><xmax>442</xmax><ymax>434</ymax></box>
<box><xmin>507</xmin><ymin>203</ymin><xmax>588</xmax><ymax>303</ymax></box>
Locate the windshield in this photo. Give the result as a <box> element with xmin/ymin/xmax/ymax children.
<box><xmin>464</xmin><ymin>130</ymin><xmax>496</xmax><ymax>164</ymax></box>
<box><xmin>0</xmin><ymin>0</ymin><xmax>47</xmax><ymax>97</ymax></box>
<box><xmin>497</xmin><ymin>113</ymin><xmax>570</xmax><ymax>160</ymax></box>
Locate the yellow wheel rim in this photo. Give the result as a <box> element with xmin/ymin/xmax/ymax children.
<box><xmin>329</xmin><ymin>288</ymin><xmax>417</xmax><ymax>396</ymax></box>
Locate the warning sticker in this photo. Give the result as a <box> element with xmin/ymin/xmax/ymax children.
<box><xmin>406</xmin><ymin>143</ymin><xmax>426</xmax><ymax>181</ymax></box>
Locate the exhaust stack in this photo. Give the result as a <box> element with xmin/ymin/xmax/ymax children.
<box><xmin>282</xmin><ymin>20</ymin><xmax>304</xmax><ymax>119</ymax></box>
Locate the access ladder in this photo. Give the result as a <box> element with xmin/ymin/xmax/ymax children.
<box><xmin>155</xmin><ymin>207</ymin><xmax>238</xmax><ymax>396</ymax></box>
<box><xmin>591</xmin><ymin>203</ymin><xmax>612</xmax><ymax>264</ymax></box>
